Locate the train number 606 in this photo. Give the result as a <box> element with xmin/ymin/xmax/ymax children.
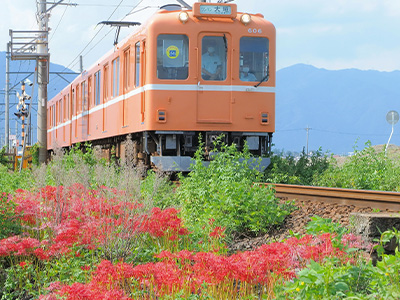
<box><xmin>248</xmin><ymin>28</ymin><xmax>262</xmax><ymax>34</ymax></box>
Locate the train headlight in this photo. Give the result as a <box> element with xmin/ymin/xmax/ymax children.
<box><xmin>240</xmin><ymin>13</ymin><xmax>251</xmax><ymax>25</ymax></box>
<box><xmin>179</xmin><ymin>11</ymin><xmax>189</xmax><ymax>23</ymax></box>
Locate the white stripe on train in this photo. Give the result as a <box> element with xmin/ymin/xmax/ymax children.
<box><xmin>48</xmin><ymin>84</ymin><xmax>276</xmax><ymax>133</ymax></box>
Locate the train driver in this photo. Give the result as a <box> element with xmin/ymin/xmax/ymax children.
<box><xmin>202</xmin><ymin>46</ymin><xmax>222</xmax><ymax>80</ymax></box>
<box><xmin>240</xmin><ymin>65</ymin><xmax>257</xmax><ymax>82</ymax></box>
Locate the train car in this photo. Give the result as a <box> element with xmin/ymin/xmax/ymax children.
<box><xmin>47</xmin><ymin>1</ymin><xmax>275</xmax><ymax>171</ymax></box>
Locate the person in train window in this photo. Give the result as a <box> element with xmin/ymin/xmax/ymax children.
<box><xmin>240</xmin><ymin>65</ymin><xmax>257</xmax><ymax>82</ymax></box>
<box><xmin>202</xmin><ymin>46</ymin><xmax>222</xmax><ymax>80</ymax></box>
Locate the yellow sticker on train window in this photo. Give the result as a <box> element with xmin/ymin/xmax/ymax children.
<box><xmin>166</xmin><ymin>45</ymin><xmax>179</xmax><ymax>59</ymax></box>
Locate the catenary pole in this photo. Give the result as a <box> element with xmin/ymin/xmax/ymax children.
<box><xmin>5</xmin><ymin>43</ymin><xmax>10</xmax><ymax>150</ymax></box>
<box><xmin>37</xmin><ymin>0</ymin><xmax>49</xmax><ymax>163</ymax></box>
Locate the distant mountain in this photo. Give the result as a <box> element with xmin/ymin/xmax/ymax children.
<box><xmin>0</xmin><ymin>51</ymin><xmax>78</xmax><ymax>145</ymax></box>
<box><xmin>275</xmin><ymin>64</ymin><xmax>400</xmax><ymax>155</ymax></box>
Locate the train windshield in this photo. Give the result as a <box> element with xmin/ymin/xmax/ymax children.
<box><xmin>239</xmin><ymin>37</ymin><xmax>269</xmax><ymax>82</ymax></box>
<box><xmin>201</xmin><ymin>36</ymin><xmax>227</xmax><ymax>81</ymax></box>
<box><xmin>157</xmin><ymin>34</ymin><xmax>189</xmax><ymax>80</ymax></box>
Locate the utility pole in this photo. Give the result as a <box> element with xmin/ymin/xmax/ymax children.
<box><xmin>305</xmin><ymin>125</ymin><xmax>312</xmax><ymax>155</ymax></box>
<box><xmin>5</xmin><ymin>43</ymin><xmax>10</xmax><ymax>150</ymax></box>
<box><xmin>9</xmin><ymin>0</ymin><xmax>76</xmax><ymax>164</ymax></box>
<box><xmin>37</xmin><ymin>0</ymin><xmax>49</xmax><ymax>163</ymax></box>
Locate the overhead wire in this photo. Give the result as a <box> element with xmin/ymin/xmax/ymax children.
<box><xmin>61</xmin><ymin>0</ymin><xmax>129</xmax><ymax>71</ymax></box>
<box><xmin>47</xmin><ymin>0</ymin><xmax>149</xmax><ymax>95</ymax></box>
<box><xmin>48</xmin><ymin>0</ymin><xmax>136</xmax><ymax>91</ymax></box>
<box><xmin>49</xmin><ymin>0</ymin><xmax>71</xmax><ymax>42</ymax></box>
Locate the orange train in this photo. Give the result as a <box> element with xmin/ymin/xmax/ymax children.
<box><xmin>47</xmin><ymin>2</ymin><xmax>275</xmax><ymax>171</ymax></box>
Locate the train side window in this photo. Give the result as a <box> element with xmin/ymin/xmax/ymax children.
<box><xmin>59</xmin><ymin>99</ymin><xmax>62</xmax><ymax>124</ymax></box>
<box><xmin>239</xmin><ymin>37</ymin><xmax>269</xmax><ymax>82</ymax></box>
<box><xmin>53</xmin><ymin>105</ymin><xmax>56</xmax><ymax>127</ymax></box>
<box><xmin>76</xmin><ymin>85</ymin><xmax>80</xmax><ymax>113</ymax></box>
<box><xmin>112</xmin><ymin>57</ymin><xmax>120</xmax><ymax>97</ymax></box>
<box><xmin>94</xmin><ymin>70</ymin><xmax>101</xmax><ymax>106</ymax></box>
<box><xmin>72</xmin><ymin>89</ymin><xmax>75</xmax><ymax>116</ymax></box>
<box><xmin>104</xmin><ymin>64</ymin><xmax>109</xmax><ymax>102</ymax></box>
<box><xmin>56</xmin><ymin>101</ymin><xmax>59</xmax><ymax>125</ymax></box>
<box><xmin>123</xmin><ymin>48</ymin><xmax>131</xmax><ymax>91</ymax></box>
<box><xmin>81</xmin><ymin>81</ymin><xmax>87</xmax><ymax>111</ymax></box>
<box><xmin>67</xmin><ymin>93</ymin><xmax>70</xmax><ymax>120</ymax></box>
<box><xmin>135</xmin><ymin>42</ymin><xmax>140</xmax><ymax>87</ymax></box>
<box><xmin>88</xmin><ymin>76</ymin><xmax>92</xmax><ymax>109</ymax></box>
<box><xmin>201</xmin><ymin>36</ymin><xmax>227</xmax><ymax>81</ymax></box>
<box><xmin>63</xmin><ymin>96</ymin><xmax>68</xmax><ymax>122</ymax></box>
<box><xmin>157</xmin><ymin>34</ymin><xmax>189</xmax><ymax>80</ymax></box>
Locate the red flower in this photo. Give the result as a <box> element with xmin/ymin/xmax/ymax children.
<box><xmin>209</xmin><ymin>226</ymin><xmax>226</xmax><ymax>239</ymax></box>
<box><xmin>19</xmin><ymin>261</ymin><xmax>27</xmax><ymax>268</ymax></box>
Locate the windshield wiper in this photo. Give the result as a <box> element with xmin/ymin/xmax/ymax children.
<box><xmin>254</xmin><ymin>65</ymin><xmax>269</xmax><ymax>88</ymax></box>
<box><xmin>223</xmin><ymin>34</ymin><xmax>227</xmax><ymax>54</ymax></box>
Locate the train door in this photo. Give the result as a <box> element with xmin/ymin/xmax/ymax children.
<box><xmin>197</xmin><ymin>33</ymin><xmax>232</xmax><ymax>123</ymax></box>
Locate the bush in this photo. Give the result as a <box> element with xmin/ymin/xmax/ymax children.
<box><xmin>0</xmin><ymin>146</ymin><xmax>10</xmax><ymax>166</ymax></box>
<box><xmin>265</xmin><ymin>148</ymin><xmax>330</xmax><ymax>185</ymax></box>
<box><xmin>314</xmin><ymin>142</ymin><xmax>400</xmax><ymax>191</ymax></box>
<box><xmin>0</xmin><ymin>192</ymin><xmax>22</xmax><ymax>240</ymax></box>
<box><xmin>276</xmin><ymin>229</ymin><xmax>400</xmax><ymax>299</ymax></box>
<box><xmin>176</xmin><ymin>137</ymin><xmax>293</xmax><ymax>238</ymax></box>
<box><xmin>0</xmin><ymin>165</ymin><xmax>34</xmax><ymax>194</ymax></box>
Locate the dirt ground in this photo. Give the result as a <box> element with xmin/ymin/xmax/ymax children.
<box><xmin>230</xmin><ymin>199</ymin><xmax>379</xmax><ymax>252</ymax></box>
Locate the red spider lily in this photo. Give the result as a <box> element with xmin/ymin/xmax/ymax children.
<box><xmin>1</xmin><ymin>185</ymin><xmax>191</xmax><ymax>261</ymax></box>
<box><xmin>209</xmin><ymin>226</ymin><xmax>226</xmax><ymax>239</ymax></box>
<box><xmin>45</xmin><ymin>232</ymin><xmax>360</xmax><ymax>299</ymax></box>
<box><xmin>19</xmin><ymin>261</ymin><xmax>27</xmax><ymax>268</ymax></box>
<box><xmin>81</xmin><ymin>265</ymin><xmax>91</xmax><ymax>271</ymax></box>
<box><xmin>0</xmin><ymin>236</ymin><xmax>40</xmax><ymax>257</ymax></box>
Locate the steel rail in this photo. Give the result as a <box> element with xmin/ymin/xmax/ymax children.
<box><xmin>269</xmin><ymin>184</ymin><xmax>400</xmax><ymax>211</ymax></box>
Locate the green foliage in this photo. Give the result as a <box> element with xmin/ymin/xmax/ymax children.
<box><xmin>265</xmin><ymin>148</ymin><xmax>330</xmax><ymax>185</ymax></box>
<box><xmin>30</xmin><ymin>143</ymin><xmax>41</xmax><ymax>166</ymax></box>
<box><xmin>1</xmin><ymin>247</ymin><xmax>100</xmax><ymax>299</ymax></box>
<box><xmin>141</xmin><ymin>170</ymin><xmax>176</xmax><ymax>209</ymax></box>
<box><xmin>176</xmin><ymin>137</ymin><xmax>293</xmax><ymax>237</ymax></box>
<box><xmin>276</xmin><ymin>229</ymin><xmax>400</xmax><ymax>299</ymax></box>
<box><xmin>277</xmin><ymin>259</ymin><xmax>375</xmax><ymax>299</ymax></box>
<box><xmin>315</xmin><ymin>142</ymin><xmax>400</xmax><ymax>191</ymax></box>
<box><xmin>306</xmin><ymin>215</ymin><xmax>348</xmax><ymax>234</ymax></box>
<box><xmin>306</xmin><ymin>216</ymin><xmax>350</xmax><ymax>250</ymax></box>
<box><xmin>0</xmin><ymin>193</ymin><xmax>22</xmax><ymax>240</ymax></box>
<box><xmin>44</xmin><ymin>143</ymin><xmax>105</xmax><ymax>188</ymax></box>
<box><xmin>0</xmin><ymin>164</ymin><xmax>34</xmax><ymax>194</ymax></box>
<box><xmin>371</xmin><ymin>245</ymin><xmax>400</xmax><ymax>299</ymax></box>
<box><xmin>0</xmin><ymin>146</ymin><xmax>10</xmax><ymax>166</ymax></box>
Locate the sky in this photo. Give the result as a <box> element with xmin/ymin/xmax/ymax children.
<box><xmin>1</xmin><ymin>0</ymin><xmax>400</xmax><ymax>73</ymax></box>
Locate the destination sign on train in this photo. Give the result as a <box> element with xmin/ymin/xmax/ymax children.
<box><xmin>200</xmin><ymin>5</ymin><xmax>231</xmax><ymax>15</ymax></box>
<box><xmin>193</xmin><ymin>3</ymin><xmax>237</xmax><ymax>18</ymax></box>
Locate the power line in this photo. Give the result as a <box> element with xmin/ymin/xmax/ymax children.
<box><xmin>48</xmin><ymin>0</ymin><xmax>143</xmax><ymax>90</ymax></box>
<box><xmin>78</xmin><ymin>4</ymin><xmax>138</xmax><ymax>7</ymax></box>
<box><xmin>49</xmin><ymin>0</ymin><xmax>71</xmax><ymax>42</ymax></box>
<box><xmin>62</xmin><ymin>0</ymin><xmax>127</xmax><ymax>71</ymax></box>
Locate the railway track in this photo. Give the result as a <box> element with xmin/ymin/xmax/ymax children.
<box><xmin>271</xmin><ymin>184</ymin><xmax>400</xmax><ymax>211</ymax></box>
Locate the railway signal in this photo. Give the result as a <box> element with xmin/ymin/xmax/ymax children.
<box><xmin>14</xmin><ymin>81</ymin><xmax>31</xmax><ymax>119</ymax></box>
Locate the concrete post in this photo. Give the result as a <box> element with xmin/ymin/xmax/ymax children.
<box><xmin>37</xmin><ymin>0</ymin><xmax>49</xmax><ymax>163</ymax></box>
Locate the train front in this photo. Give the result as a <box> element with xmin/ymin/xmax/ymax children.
<box><xmin>144</xmin><ymin>2</ymin><xmax>275</xmax><ymax>171</ymax></box>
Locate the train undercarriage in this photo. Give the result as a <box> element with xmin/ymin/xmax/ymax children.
<box><xmin>69</xmin><ymin>131</ymin><xmax>272</xmax><ymax>172</ymax></box>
